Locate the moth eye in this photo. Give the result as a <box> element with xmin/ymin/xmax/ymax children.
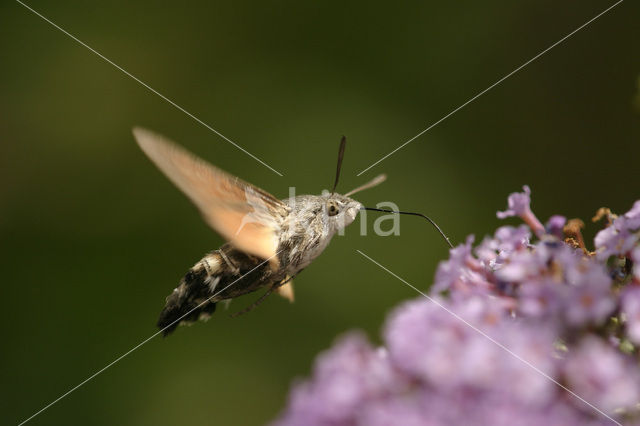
<box><xmin>328</xmin><ymin>203</ymin><xmax>339</xmax><ymax>216</ymax></box>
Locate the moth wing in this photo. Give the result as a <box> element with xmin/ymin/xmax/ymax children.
<box><xmin>133</xmin><ymin>127</ymin><xmax>288</xmax><ymax>265</ymax></box>
<box><xmin>276</xmin><ymin>278</ymin><xmax>295</xmax><ymax>303</ymax></box>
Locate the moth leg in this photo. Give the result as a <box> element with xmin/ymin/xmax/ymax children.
<box><xmin>230</xmin><ymin>275</ymin><xmax>296</xmax><ymax>318</ymax></box>
<box><xmin>218</xmin><ymin>249</ymin><xmax>240</xmax><ymax>275</ymax></box>
<box><xmin>230</xmin><ymin>286</ymin><xmax>275</xmax><ymax>318</ymax></box>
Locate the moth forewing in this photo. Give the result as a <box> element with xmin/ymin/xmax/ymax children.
<box><xmin>133</xmin><ymin>126</ymin><xmax>288</xmax><ymax>265</ymax></box>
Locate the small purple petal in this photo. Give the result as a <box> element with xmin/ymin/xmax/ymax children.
<box><xmin>497</xmin><ymin>185</ymin><xmax>533</xmax><ymax>219</ymax></box>
<box><xmin>633</xmin><ymin>246</ymin><xmax>640</xmax><ymax>281</ymax></box>
<box><xmin>594</xmin><ymin>222</ymin><xmax>638</xmax><ymax>260</ymax></box>
<box><xmin>624</xmin><ymin>200</ymin><xmax>640</xmax><ymax>230</ymax></box>
<box><xmin>518</xmin><ymin>279</ymin><xmax>566</xmax><ymax>320</ymax></box>
<box><xmin>497</xmin><ymin>186</ymin><xmax>545</xmax><ymax>238</ymax></box>
<box><xmin>564</xmin><ymin>337</ymin><xmax>640</xmax><ymax>413</ymax></box>
<box><xmin>433</xmin><ymin>236</ymin><xmax>490</xmax><ymax>295</ymax></box>
<box><xmin>594</xmin><ymin>201</ymin><xmax>640</xmax><ymax>259</ymax></box>
<box><xmin>546</xmin><ymin>215</ymin><xmax>566</xmax><ymax>239</ymax></box>
<box><xmin>274</xmin><ymin>332</ymin><xmax>402</xmax><ymax>426</ymax></box>
<box><xmin>621</xmin><ymin>286</ymin><xmax>640</xmax><ymax>344</ymax></box>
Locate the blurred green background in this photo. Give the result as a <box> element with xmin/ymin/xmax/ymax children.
<box><xmin>2</xmin><ymin>0</ymin><xmax>639</xmax><ymax>424</ymax></box>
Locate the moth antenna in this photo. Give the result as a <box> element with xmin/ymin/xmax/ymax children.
<box><xmin>344</xmin><ymin>174</ymin><xmax>387</xmax><ymax>197</ymax></box>
<box><xmin>362</xmin><ymin>207</ymin><xmax>454</xmax><ymax>249</ymax></box>
<box><xmin>331</xmin><ymin>136</ymin><xmax>347</xmax><ymax>194</ymax></box>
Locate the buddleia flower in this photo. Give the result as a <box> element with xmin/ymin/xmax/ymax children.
<box><xmin>274</xmin><ymin>187</ymin><xmax>640</xmax><ymax>425</ymax></box>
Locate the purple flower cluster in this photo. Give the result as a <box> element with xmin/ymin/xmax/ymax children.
<box><xmin>274</xmin><ymin>187</ymin><xmax>640</xmax><ymax>426</ymax></box>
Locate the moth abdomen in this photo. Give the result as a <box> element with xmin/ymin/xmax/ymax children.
<box><xmin>157</xmin><ymin>247</ymin><xmax>276</xmax><ymax>336</ymax></box>
<box><xmin>157</xmin><ymin>253</ymin><xmax>222</xmax><ymax>336</ymax></box>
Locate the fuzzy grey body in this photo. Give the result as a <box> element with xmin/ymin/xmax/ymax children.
<box><xmin>279</xmin><ymin>193</ymin><xmax>361</xmax><ymax>271</ymax></box>
<box><xmin>157</xmin><ymin>192</ymin><xmax>362</xmax><ymax>335</ymax></box>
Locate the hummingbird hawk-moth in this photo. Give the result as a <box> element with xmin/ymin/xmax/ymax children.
<box><xmin>134</xmin><ymin>128</ymin><xmax>390</xmax><ymax>335</ymax></box>
<box><xmin>134</xmin><ymin>128</ymin><xmax>451</xmax><ymax>336</ymax></box>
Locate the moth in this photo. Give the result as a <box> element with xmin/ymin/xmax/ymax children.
<box><xmin>134</xmin><ymin>127</ymin><xmax>451</xmax><ymax>335</ymax></box>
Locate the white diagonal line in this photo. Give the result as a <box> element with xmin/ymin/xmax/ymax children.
<box><xmin>16</xmin><ymin>0</ymin><xmax>284</xmax><ymax>177</ymax></box>
<box><xmin>356</xmin><ymin>249</ymin><xmax>621</xmax><ymax>426</ymax></box>
<box><xmin>357</xmin><ymin>0</ymin><xmax>624</xmax><ymax>176</ymax></box>
<box><xmin>17</xmin><ymin>252</ymin><xmax>281</xmax><ymax>426</ymax></box>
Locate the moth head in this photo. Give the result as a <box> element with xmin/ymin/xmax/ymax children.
<box><xmin>321</xmin><ymin>191</ymin><xmax>362</xmax><ymax>231</ymax></box>
<box><xmin>314</xmin><ymin>135</ymin><xmax>385</xmax><ymax>233</ymax></box>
